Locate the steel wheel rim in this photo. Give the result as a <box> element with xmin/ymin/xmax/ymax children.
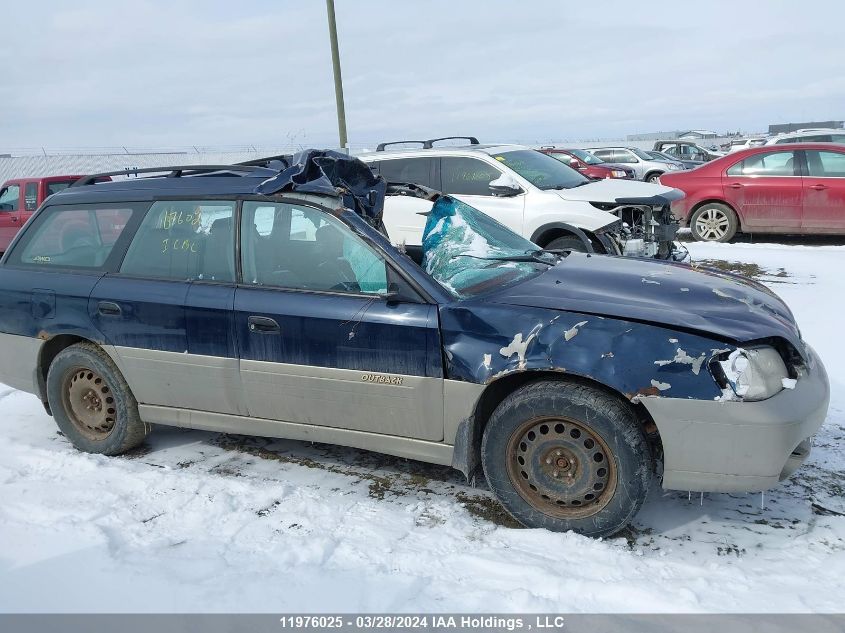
<box><xmin>506</xmin><ymin>416</ymin><xmax>617</xmax><ymax>520</ymax></box>
<box><xmin>695</xmin><ymin>208</ymin><xmax>730</xmax><ymax>240</ymax></box>
<box><xmin>61</xmin><ymin>366</ymin><xmax>116</xmax><ymax>440</ymax></box>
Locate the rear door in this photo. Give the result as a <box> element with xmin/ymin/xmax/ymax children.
<box><xmin>0</xmin><ymin>182</ymin><xmax>23</xmax><ymax>250</ymax></box>
<box><xmin>439</xmin><ymin>155</ymin><xmax>526</xmax><ymax>235</ymax></box>
<box><xmin>236</xmin><ymin>200</ymin><xmax>444</xmax><ymax>440</ymax></box>
<box><xmin>802</xmin><ymin>149</ymin><xmax>845</xmax><ymax>231</ymax></box>
<box><xmin>91</xmin><ymin>199</ymin><xmax>245</xmax><ymax>415</ymax></box>
<box><xmin>722</xmin><ymin>150</ymin><xmax>802</xmax><ymax>230</ymax></box>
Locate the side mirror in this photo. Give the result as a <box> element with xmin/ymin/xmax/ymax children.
<box><xmin>488</xmin><ymin>173</ymin><xmax>523</xmax><ymax>197</ymax></box>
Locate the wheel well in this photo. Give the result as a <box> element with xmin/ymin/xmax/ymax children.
<box><xmin>534</xmin><ymin>227</ymin><xmax>577</xmax><ymax>248</ymax></box>
<box><xmin>690</xmin><ymin>199</ymin><xmax>742</xmax><ymax>230</ymax></box>
<box><xmin>36</xmin><ymin>334</ymin><xmax>91</xmax><ymax>410</ymax></box>
<box><xmin>533</xmin><ymin>227</ymin><xmax>606</xmax><ymax>254</ymax></box>
<box><xmin>643</xmin><ymin>170</ymin><xmax>664</xmax><ymax>181</ymax></box>
<box><xmin>462</xmin><ymin>371</ymin><xmax>662</xmax><ymax>479</ymax></box>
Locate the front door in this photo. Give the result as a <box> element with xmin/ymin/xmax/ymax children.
<box><xmin>439</xmin><ymin>156</ymin><xmax>527</xmax><ymax>236</ymax></box>
<box><xmin>802</xmin><ymin>149</ymin><xmax>845</xmax><ymax>231</ymax></box>
<box><xmin>236</xmin><ymin>200</ymin><xmax>444</xmax><ymax>441</ymax></box>
<box><xmin>722</xmin><ymin>150</ymin><xmax>802</xmax><ymax>230</ymax></box>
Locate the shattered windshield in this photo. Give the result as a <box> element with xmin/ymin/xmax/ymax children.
<box><xmin>491</xmin><ymin>150</ymin><xmax>590</xmax><ymax>190</ymax></box>
<box><xmin>421</xmin><ymin>196</ymin><xmax>556</xmax><ymax>298</ymax></box>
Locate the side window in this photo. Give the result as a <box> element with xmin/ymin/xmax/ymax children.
<box><xmin>807</xmin><ymin>151</ymin><xmax>845</xmax><ymax>177</ymax></box>
<box><xmin>377</xmin><ymin>158</ymin><xmax>432</xmax><ymax>187</ymax></box>
<box><xmin>731</xmin><ymin>151</ymin><xmax>796</xmax><ymax>176</ymax></box>
<box><xmin>241</xmin><ymin>201</ymin><xmax>388</xmax><ymax>294</ymax></box>
<box><xmin>46</xmin><ymin>181</ymin><xmax>74</xmax><ymax>197</ymax></box>
<box><xmin>591</xmin><ymin>149</ymin><xmax>613</xmax><ymax>161</ymax></box>
<box><xmin>0</xmin><ymin>184</ymin><xmax>20</xmax><ymax>211</ymax></box>
<box><xmin>24</xmin><ymin>183</ymin><xmax>38</xmax><ymax>211</ymax></box>
<box><xmin>612</xmin><ymin>150</ymin><xmax>637</xmax><ymax>164</ymax></box>
<box><xmin>9</xmin><ymin>204</ymin><xmax>138</xmax><ymax>269</ymax></box>
<box><xmin>120</xmin><ymin>200</ymin><xmax>235</xmax><ymax>282</ymax></box>
<box><xmin>440</xmin><ymin>157</ymin><xmax>502</xmax><ymax>196</ymax></box>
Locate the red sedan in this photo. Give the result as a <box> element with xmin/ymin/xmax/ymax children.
<box><xmin>659</xmin><ymin>143</ymin><xmax>845</xmax><ymax>242</ymax></box>
<box><xmin>539</xmin><ymin>148</ymin><xmax>636</xmax><ymax>180</ymax></box>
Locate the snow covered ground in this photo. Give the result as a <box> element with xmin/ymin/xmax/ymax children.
<box><xmin>1</xmin><ymin>240</ymin><xmax>844</xmax><ymax>613</ymax></box>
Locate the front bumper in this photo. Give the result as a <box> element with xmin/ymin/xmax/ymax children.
<box><xmin>640</xmin><ymin>345</ymin><xmax>830</xmax><ymax>493</ymax></box>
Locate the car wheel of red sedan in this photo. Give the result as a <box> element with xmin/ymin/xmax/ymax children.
<box><xmin>690</xmin><ymin>203</ymin><xmax>738</xmax><ymax>242</ymax></box>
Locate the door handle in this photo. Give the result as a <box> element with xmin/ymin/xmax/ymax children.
<box><xmin>811</xmin><ymin>184</ymin><xmax>829</xmax><ymax>191</ymax></box>
<box><xmin>728</xmin><ymin>182</ymin><xmax>743</xmax><ymax>189</ymax></box>
<box><xmin>248</xmin><ymin>315</ymin><xmax>280</xmax><ymax>333</ymax></box>
<box><xmin>97</xmin><ymin>301</ymin><xmax>122</xmax><ymax>316</ymax></box>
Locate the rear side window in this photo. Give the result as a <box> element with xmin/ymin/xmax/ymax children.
<box><xmin>9</xmin><ymin>204</ymin><xmax>139</xmax><ymax>269</ymax></box>
<box><xmin>611</xmin><ymin>150</ymin><xmax>637</xmax><ymax>164</ymax></box>
<box><xmin>806</xmin><ymin>150</ymin><xmax>845</xmax><ymax>177</ymax></box>
<box><xmin>0</xmin><ymin>184</ymin><xmax>20</xmax><ymax>211</ymax></box>
<box><xmin>377</xmin><ymin>158</ymin><xmax>433</xmax><ymax>187</ymax></box>
<box><xmin>726</xmin><ymin>151</ymin><xmax>796</xmax><ymax>176</ymax></box>
<box><xmin>440</xmin><ymin>157</ymin><xmax>502</xmax><ymax>196</ymax></box>
<box><xmin>46</xmin><ymin>181</ymin><xmax>75</xmax><ymax>196</ymax></box>
<box><xmin>120</xmin><ymin>200</ymin><xmax>235</xmax><ymax>282</ymax></box>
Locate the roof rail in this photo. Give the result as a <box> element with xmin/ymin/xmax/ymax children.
<box><xmin>70</xmin><ymin>164</ymin><xmax>272</xmax><ymax>187</ymax></box>
<box><xmin>375</xmin><ymin>140</ymin><xmax>426</xmax><ymax>151</ymax></box>
<box><xmin>376</xmin><ymin>136</ymin><xmax>480</xmax><ymax>151</ymax></box>
<box><xmin>237</xmin><ymin>155</ymin><xmax>292</xmax><ymax>168</ymax></box>
<box><xmin>422</xmin><ymin>136</ymin><xmax>479</xmax><ymax>149</ymax></box>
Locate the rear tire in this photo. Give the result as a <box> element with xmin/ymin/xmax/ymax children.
<box><xmin>690</xmin><ymin>202</ymin><xmax>738</xmax><ymax>242</ymax></box>
<box><xmin>546</xmin><ymin>235</ymin><xmax>589</xmax><ymax>253</ymax></box>
<box><xmin>481</xmin><ymin>380</ymin><xmax>651</xmax><ymax>537</ymax></box>
<box><xmin>47</xmin><ymin>343</ymin><xmax>150</xmax><ymax>455</ymax></box>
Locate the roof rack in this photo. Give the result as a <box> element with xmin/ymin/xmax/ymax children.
<box><xmin>237</xmin><ymin>155</ymin><xmax>291</xmax><ymax>168</ymax></box>
<box><xmin>376</xmin><ymin>136</ymin><xmax>479</xmax><ymax>151</ymax></box>
<box><xmin>70</xmin><ymin>164</ymin><xmax>272</xmax><ymax>187</ymax></box>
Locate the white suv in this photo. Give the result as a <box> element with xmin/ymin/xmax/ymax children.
<box><xmin>765</xmin><ymin>128</ymin><xmax>845</xmax><ymax>145</ymax></box>
<box><xmin>359</xmin><ymin>138</ymin><xmax>686</xmax><ymax>260</ymax></box>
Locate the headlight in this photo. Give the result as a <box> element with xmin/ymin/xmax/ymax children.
<box><xmin>611</xmin><ymin>170</ymin><xmax>626</xmax><ymax>178</ymax></box>
<box><xmin>667</xmin><ymin>163</ymin><xmax>681</xmax><ymax>170</ymax></box>
<box><xmin>714</xmin><ymin>346</ymin><xmax>789</xmax><ymax>401</ymax></box>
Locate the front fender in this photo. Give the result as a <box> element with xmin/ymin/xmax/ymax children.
<box><xmin>442</xmin><ymin>303</ymin><xmax>730</xmax><ymax>406</ymax></box>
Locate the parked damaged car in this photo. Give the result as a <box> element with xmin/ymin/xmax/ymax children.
<box><xmin>359</xmin><ymin>137</ymin><xmax>687</xmax><ymax>261</ymax></box>
<box><xmin>0</xmin><ymin>150</ymin><xmax>828</xmax><ymax>537</ymax></box>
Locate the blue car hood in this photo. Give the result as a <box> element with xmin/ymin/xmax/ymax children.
<box><xmin>485</xmin><ymin>253</ymin><xmax>803</xmax><ymax>351</ymax></box>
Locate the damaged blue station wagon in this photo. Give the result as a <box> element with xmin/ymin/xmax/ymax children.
<box><xmin>0</xmin><ymin>151</ymin><xmax>829</xmax><ymax>537</ymax></box>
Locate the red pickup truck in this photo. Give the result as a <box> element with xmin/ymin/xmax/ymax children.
<box><xmin>0</xmin><ymin>175</ymin><xmax>101</xmax><ymax>252</ymax></box>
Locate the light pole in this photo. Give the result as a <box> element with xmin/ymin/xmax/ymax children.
<box><xmin>326</xmin><ymin>0</ymin><xmax>348</xmax><ymax>151</ymax></box>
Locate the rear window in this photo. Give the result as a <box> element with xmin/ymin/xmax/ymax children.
<box><xmin>7</xmin><ymin>203</ymin><xmax>142</xmax><ymax>269</ymax></box>
<box><xmin>46</xmin><ymin>180</ymin><xmax>76</xmax><ymax>196</ymax></box>
<box><xmin>376</xmin><ymin>158</ymin><xmax>434</xmax><ymax>188</ymax></box>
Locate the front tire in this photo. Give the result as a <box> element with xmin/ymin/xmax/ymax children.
<box><xmin>481</xmin><ymin>381</ymin><xmax>651</xmax><ymax>537</ymax></box>
<box><xmin>47</xmin><ymin>343</ymin><xmax>150</xmax><ymax>455</ymax></box>
<box><xmin>689</xmin><ymin>202</ymin><xmax>738</xmax><ymax>242</ymax></box>
<box><xmin>645</xmin><ymin>172</ymin><xmax>663</xmax><ymax>183</ymax></box>
<box><xmin>546</xmin><ymin>234</ymin><xmax>589</xmax><ymax>253</ymax></box>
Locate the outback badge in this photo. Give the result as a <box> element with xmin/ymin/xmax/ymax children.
<box><xmin>361</xmin><ymin>373</ymin><xmax>404</xmax><ymax>385</ymax></box>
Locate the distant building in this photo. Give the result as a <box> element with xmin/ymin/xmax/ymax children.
<box><xmin>677</xmin><ymin>130</ymin><xmax>719</xmax><ymax>139</ymax></box>
<box><xmin>627</xmin><ymin>129</ymin><xmax>719</xmax><ymax>141</ymax></box>
<box><xmin>626</xmin><ymin>130</ymin><xmax>683</xmax><ymax>141</ymax></box>
<box><xmin>768</xmin><ymin>121</ymin><xmax>844</xmax><ymax>135</ymax></box>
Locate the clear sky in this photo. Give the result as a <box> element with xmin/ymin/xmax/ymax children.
<box><xmin>2</xmin><ymin>0</ymin><xmax>843</xmax><ymax>151</ymax></box>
